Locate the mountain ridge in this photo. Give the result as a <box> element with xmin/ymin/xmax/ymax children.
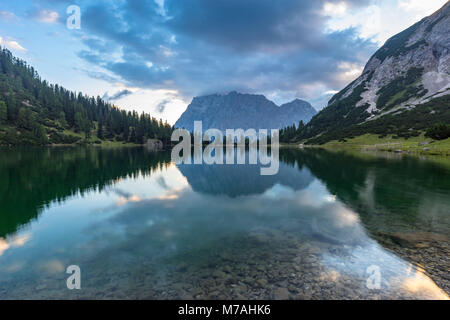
<box><xmin>175</xmin><ymin>91</ymin><xmax>317</xmax><ymax>132</ymax></box>
<box><xmin>291</xmin><ymin>2</ymin><xmax>450</xmax><ymax>144</ymax></box>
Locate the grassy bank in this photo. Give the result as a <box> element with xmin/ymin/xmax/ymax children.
<box><xmin>60</xmin><ymin>129</ymin><xmax>140</xmax><ymax>147</ymax></box>
<box><xmin>321</xmin><ymin>133</ymin><xmax>450</xmax><ymax>156</ymax></box>
<box><xmin>0</xmin><ymin>124</ymin><xmax>142</xmax><ymax>147</ymax></box>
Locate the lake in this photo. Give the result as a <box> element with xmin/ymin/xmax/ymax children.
<box><xmin>0</xmin><ymin>147</ymin><xmax>449</xmax><ymax>299</ymax></box>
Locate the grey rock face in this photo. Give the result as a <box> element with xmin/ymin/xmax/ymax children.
<box><xmin>174</xmin><ymin>91</ymin><xmax>316</xmax><ymax>132</ymax></box>
<box><xmin>329</xmin><ymin>1</ymin><xmax>450</xmax><ymax>118</ymax></box>
<box><xmin>278</xmin><ymin>99</ymin><xmax>318</xmax><ymax>127</ymax></box>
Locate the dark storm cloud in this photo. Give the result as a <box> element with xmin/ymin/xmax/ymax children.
<box><xmin>156</xmin><ymin>99</ymin><xmax>171</xmax><ymax>113</ymax></box>
<box><xmin>164</xmin><ymin>0</ymin><xmax>371</xmax><ymax>52</ymax></box>
<box><xmin>103</xmin><ymin>89</ymin><xmax>133</xmax><ymax>101</ymax></box>
<box><xmin>40</xmin><ymin>0</ymin><xmax>377</xmax><ymax>107</ymax></box>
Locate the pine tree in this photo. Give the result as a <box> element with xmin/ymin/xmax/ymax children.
<box><xmin>5</xmin><ymin>93</ymin><xmax>17</xmax><ymax>122</ymax></box>
<box><xmin>130</xmin><ymin>128</ymin><xmax>136</xmax><ymax>143</ymax></box>
<box><xmin>58</xmin><ymin>111</ymin><xmax>68</xmax><ymax>129</ymax></box>
<box><xmin>82</xmin><ymin>119</ymin><xmax>91</xmax><ymax>139</ymax></box>
<box><xmin>34</xmin><ymin>124</ymin><xmax>48</xmax><ymax>145</ymax></box>
<box><xmin>97</xmin><ymin>121</ymin><xmax>104</xmax><ymax>139</ymax></box>
<box><xmin>17</xmin><ymin>108</ymin><xmax>27</xmax><ymax>129</ymax></box>
<box><xmin>74</xmin><ymin>112</ymin><xmax>83</xmax><ymax>132</ymax></box>
<box><xmin>123</xmin><ymin>124</ymin><xmax>129</xmax><ymax>141</ymax></box>
<box><xmin>0</xmin><ymin>100</ymin><xmax>6</xmax><ymax>123</ymax></box>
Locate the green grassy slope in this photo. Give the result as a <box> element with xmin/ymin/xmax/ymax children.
<box><xmin>322</xmin><ymin>133</ymin><xmax>450</xmax><ymax>156</ymax></box>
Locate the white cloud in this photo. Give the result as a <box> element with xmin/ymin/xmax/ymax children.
<box><xmin>5</xmin><ymin>40</ymin><xmax>26</xmax><ymax>51</ymax></box>
<box><xmin>155</xmin><ymin>0</ymin><xmax>167</xmax><ymax>16</ymax></box>
<box><xmin>325</xmin><ymin>0</ymin><xmax>448</xmax><ymax>45</ymax></box>
<box><xmin>11</xmin><ymin>234</ymin><xmax>31</xmax><ymax>246</ymax></box>
<box><xmin>322</xmin><ymin>2</ymin><xmax>348</xmax><ymax>16</ymax></box>
<box><xmin>0</xmin><ymin>238</ymin><xmax>9</xmax><ymax>256</ymax></box>
<box><xmin>0</xmin><ymin>37</ymin><xmax>27</xmax><ymax>52</ymax></box>
<box><xmin>399</xmin><ymin>0</ymin><xmax>447</xmax><ymax>13</ymax></box>
<box><xmin>337</xmin><ymin>61</ymin><xmax>364</xmax><ymax>82</ymax></box>
<box><xmin>398</xmin><ymin>0</ymin><xmax>448</xmax><ymax>22</ymax></box>
<box><xmin>0</xmin><ymin>11</ymin><xmax>17</xmax><ymax>21</ymax></box>
<box><xmin>34</xmin><ymin>10</ymin><xmax>60</xmax><ymax>24</ymax></box>
<box><xmin>112</xmin><ymin>88</ymin><xmax>188</xmax><ymax>125</ymax></box>
<box><xmin>0</xmin><ymin>234</ymin><xmax>31</xmax><ymax>256</ymax></box>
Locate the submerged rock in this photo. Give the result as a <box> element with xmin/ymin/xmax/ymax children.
<box><xmin>381</xmin><ymin>231</ymin><xmax>448</xmax><ymax>247</ymax></box>
<box><xmin>273</xmin><ymin>287</ymin><xmax>290</xmax><ymax>300</ymax></box>
<box><xmin>145</xmin><ymin>139</ymin><xmax>163</xmax><ymax>151</ymax></box>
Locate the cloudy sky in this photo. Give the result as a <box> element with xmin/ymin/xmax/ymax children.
<box><xmin>0</xmin><ymin>0</ymin><xmax>447</xmax><ymax>124</ymax></box>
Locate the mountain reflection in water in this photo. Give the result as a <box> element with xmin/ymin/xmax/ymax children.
<box><xmin>0</xmin><ymin>147</ymin><xmax>448</xmax><ymax>299</ymax></box>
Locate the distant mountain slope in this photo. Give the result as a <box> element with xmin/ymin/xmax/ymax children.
<box><xmin>296</xmin><ymin>2</ymin><xmax>450</xmax><ymax>144</ymax></box>
<box><xmin>174</xmin><ymin>91</ymin><xmax>316</xmax><ymax>132</ymax></box>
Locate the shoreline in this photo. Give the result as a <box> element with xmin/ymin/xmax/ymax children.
<box><xmin>281</xmin><ymin>143</ymin><xmax>450</xmax><ymax>156</ymax></box>
<box><xmin>2</xmin><ymin>135</ymin><xmax>449</xmax><ymax>158</ymax></box>
<box><xmin>280</xmin><ymin>133</ymin><xmax>450</xmax><ymax>157</ymax></box>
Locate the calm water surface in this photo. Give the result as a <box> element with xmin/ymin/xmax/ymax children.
<box><xmin>0</xmin><ymin>147</ymin><xmax>449</xmax><ymax>299</ymax></box>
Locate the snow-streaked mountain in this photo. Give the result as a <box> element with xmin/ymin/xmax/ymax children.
<box><xmin>334</xmin><ymin>1</ymin><xmax>449</xmax><ymax>117</ymax></box>
<box><xmin>301</xmin><ymin>2</ymin><xmax>450</xmax><ymax>144</ymax></box>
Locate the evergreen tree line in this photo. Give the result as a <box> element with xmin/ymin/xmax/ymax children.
<box><xmin>279</xmin><ymin>93</ymin><xmax>450</xmax><ymax>144</ymax></box>
<box><xmin>425</xmin><ymin>123</ymin><xmax>450</xmax><ymax>140</ymax></box>
<box><xmin>0</xmin><ymin>47</ymin><xmax>173</xmax><ymax>145</ymax></box>
<box><xmin>279</xmin><ymin>121</ymin><xmax>305</xmax><ymax>143</ymax></box>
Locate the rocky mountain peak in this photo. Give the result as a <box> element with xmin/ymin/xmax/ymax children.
<box><xmin>175</xmin><ymin>92</ymin><xmax>316</xmax><ymax>132</ymax></box>
<box><xmin>296</xmin><ymin>3</ymin><xmax>450</xmax><ymax>145</ymax></box>
<box><xmin>329</xmin><ymin>1</ymin><xmax>450</xmax><ymax>117</ymax></box>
